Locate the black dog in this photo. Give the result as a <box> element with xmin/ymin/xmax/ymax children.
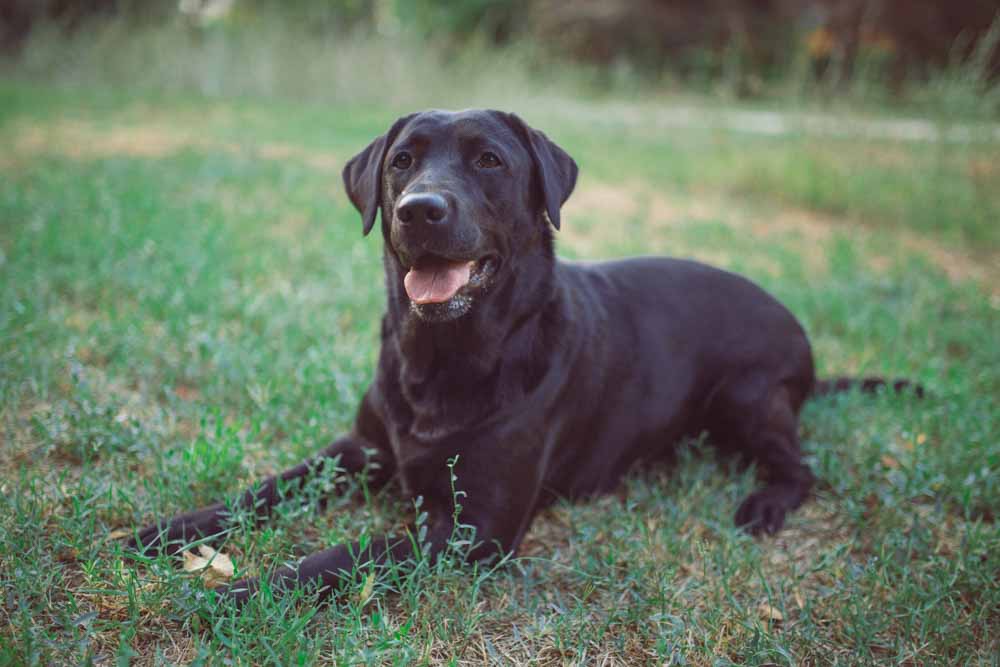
<box><xmin>131</xmin><ymin>109</ymin><xmax>913</xmax><ymax>604</ymax></box>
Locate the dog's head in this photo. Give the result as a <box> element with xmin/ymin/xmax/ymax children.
<box><xmin>343</xmin><ymin>110</ymin><xmax>577</xmax><ymax>322</ymax></box>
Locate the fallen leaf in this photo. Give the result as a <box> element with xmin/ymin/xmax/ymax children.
<box><xmin>916</xmin><ymin>433</ymin><xmax>927</xmax><ymax>445</ymax></box>
<box><xmin>794</xmin><ymin>590</ymin><xmax>805</xmax><ymax>609</ymax></box>
<box><xmin>182</xmin><ymin>545</ymin><xmax>235</xmax><ymax>587</ymax></box>
<box><xmin>758</xmin><ymin>602</ymin><xmax>784</xmax><ymax>622</ymax></box>
<box><xmin>107</xmin><ymin>528</ymin><xmax>130</xmax><ymax>541</ymax></box>
<box><xmin>881</xmin><ymin>454</ymin><xmax>899</xmax><ymax>469</ymax></box>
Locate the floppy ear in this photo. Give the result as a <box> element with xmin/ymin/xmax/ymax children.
<box><xmin>342</xmin><ymin>114</ymin><xmax>415</xmax><ymax>236</ymax></box>
<box><xmin>504</xmin><ymin>113</ymin><xmax>578</xmax><ymax>230</ymax></box>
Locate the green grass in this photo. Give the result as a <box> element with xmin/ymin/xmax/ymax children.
<box><xmin>1</xmin><ymin>74</ymin><xmax>998</xmax><ymax>665</ymax></box>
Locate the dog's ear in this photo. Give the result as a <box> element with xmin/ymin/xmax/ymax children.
<box><xmin>342</xmin><ymin>114</ymin><xmax>416</xmax><ymax>236</ymax></box>
<box><xmin>503</xmin><ymin>112</ymin><xmax>578</xmax><ymax>230</ymax></box>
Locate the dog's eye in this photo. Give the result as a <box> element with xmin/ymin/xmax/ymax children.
<box><xmin>476</xmin><ymin>152</ymin><xmax>502</xmax><ymax>169</ymax></box>
<box><xmin>391</xmin><ymin>152</ymin><xmax>413</xmax><ymax>170</ymax></box>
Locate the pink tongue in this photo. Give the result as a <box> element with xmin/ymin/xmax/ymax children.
<box><xmin>404</xmin><ymin>260</ymin><xmax>472</xmax><ymax>304</ymax></box>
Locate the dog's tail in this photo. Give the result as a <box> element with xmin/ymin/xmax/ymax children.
<box><xmin>812</xmin><ymin>376</ymin><xmax>925</xmax><ymax>399</ymax></box>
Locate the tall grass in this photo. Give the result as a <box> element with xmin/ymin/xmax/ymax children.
<box><xmin>5</xmin><ymin>13</ymin><xmax>1000</xmax><ymax>120</ymax></box>
<box><xmin>4</xmin><ymin>17</ymin><xmax>588</xmax><ymax>110</ymax></box>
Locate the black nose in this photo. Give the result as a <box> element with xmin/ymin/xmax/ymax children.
<box><xmin>395</xmin><ymin>193</ymin><xmax>448</xmax><ymax>225</ymax></box>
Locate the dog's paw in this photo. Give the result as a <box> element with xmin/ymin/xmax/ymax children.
<box><xmin>126</xmin><ymin>504</ymin><xmax>227</xmax><ymax>555</ymax></box>
<box><xmin>734</xmin><ymin>488</ymin><xmax>791</xmax><ymax>535</ymax></box>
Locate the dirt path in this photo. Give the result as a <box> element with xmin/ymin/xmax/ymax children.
<box><xmin>555</xmin><ymin>100</ymin><xmax>1000</xmax><ymax>143</ymax></box>
<box><xmin>1</xmin><ymin>119</ymin><xmax>341</xmax><ymax>171</ymax></box>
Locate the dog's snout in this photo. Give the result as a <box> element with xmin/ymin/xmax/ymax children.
<box><xmin>396</xmin><ymin>193</ymin><xmax>448</xmax><ymax>226</ymax></box>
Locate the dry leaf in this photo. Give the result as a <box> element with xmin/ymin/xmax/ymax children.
<box><xmin>881</xmin><ymin>454</ymin><xmax>900</xmax><ymax>469</ymax></box>
<box><xmin>794</xmin><ymin>590</ymin><xmax>805</xmax><ymax>609</ymax></box>
<box><xmin>107</xmin><ymin>528</ymin><xmax>130</xmax><ymax>541</ymax></box>
<box><xmin>758</xmin><ymin>602</ymin><xmax>784</xmax><ymax>622</ymax></box>
<box><xmin>916</xmin><ymin>433</ymin><xmax>927</xmax><ymax>445</ymax></box>
<box><xmin>182</xmin><ymin>545</ymin><xmax>235</xmax><ymax>587</ymax></box>
<box><xmin>357</xmin><ymin>571</ymin><xmax>376</xmax><ymax>606</ymax></box>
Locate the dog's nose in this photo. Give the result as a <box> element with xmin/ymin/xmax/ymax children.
<box><xmin>395</xmin><ymin>193</ymin><xmax>448</xmax><ymax>226</ymax></box>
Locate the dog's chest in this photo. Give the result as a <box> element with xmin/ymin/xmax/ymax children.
<box><xmin>388</xmin><ymin>430</ymin><xmax>461</xmax><ymax>500</ymax></box>
<box><xmin>375</xmin><ymin>378</ymin><xmax>478</xmax><ymax>500</ymax></box>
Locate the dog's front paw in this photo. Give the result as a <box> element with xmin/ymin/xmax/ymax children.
<box><xmin>126</xmin><ymin>503</ymin><xmax>227</xmax><ymax>554</ymax></box>
<box><xmin>734</xmin><ymin>488</ymin><xmax>793</xmax><ymax>535</ymax></box>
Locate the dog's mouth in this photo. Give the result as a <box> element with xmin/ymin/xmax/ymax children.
<box><xmin>403</xmin><ymin>253</ymin><xmax>498</xmax><ymax>305</ymax></box>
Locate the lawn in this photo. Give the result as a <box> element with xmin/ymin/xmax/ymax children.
<box><xmin>1</xmin><ymin>79</ymin><xmax>998</xmax><ymax>665</ymax></box>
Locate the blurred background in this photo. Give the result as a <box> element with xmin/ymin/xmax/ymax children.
<box><xmin>2</xmin><ymin>0</ymin><xmax>999</xmax><ymax>115</ymax></box>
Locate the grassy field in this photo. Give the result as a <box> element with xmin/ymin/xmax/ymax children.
<box><xmin>1</xmin><ymin>74</ymin><xmax>998</xmax><ymax>665</ymax></box>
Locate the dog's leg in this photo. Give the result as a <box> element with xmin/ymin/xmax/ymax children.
<box><xmin>221</xmin><ymin>457</ymin><xmax>540</xmax><ymax>605</ymax></box>
<box><xmin>220</xmin><ymin>501</ymin><xmax>527</xmax><ymax>605</ymax></box>
<box><xmin>220</xmin><ymin>511</ymin><xmax>453</xmax><ymax>605</ymax></box>
<box><xmin>729</xmin><ymin>385</ymin><xmax>815</xmax><ymax>535</ymax></box>
<box><xmin>128</xmin><ymin>436</ymin><xmax>394</xmax><ymax>553</ymax></box>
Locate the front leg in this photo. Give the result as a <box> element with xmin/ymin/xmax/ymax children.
<box><xmin>130</xmin><ymin>393</ymin><xmax>394</xmax><ymax>553</ymax></box>
<box><xmin>221</xmin><ymin>513</ymin><xmax>454</xmax><ymax>605</ymax></box>
<box><xmin>129</xmin><ymin>435</ymin><xmax>394</xmax><ymax>554</ymax></box>
<box><xmin>222</xmin><ymin>451</ymin><xmax>543</xmax><ymax>605</ymax></box>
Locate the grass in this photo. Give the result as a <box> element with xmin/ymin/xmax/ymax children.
<box><xmin>1</xmin><ymin>40</ymin><xmax>999</xmax><ymax>665</ymax></box>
